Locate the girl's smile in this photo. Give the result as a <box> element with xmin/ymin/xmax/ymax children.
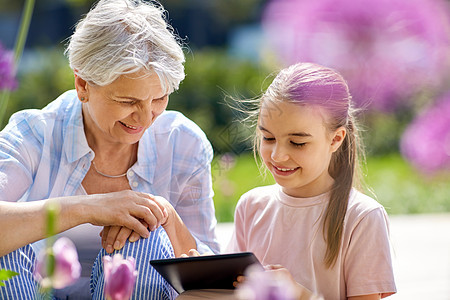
<box><xmin>271</xmin><ymin>164</ymin><xmax>300</xmax><ymax>176</ymax></box>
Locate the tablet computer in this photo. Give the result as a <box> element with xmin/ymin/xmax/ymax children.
<box><xmin>150</xmin><ymin>252</ymin><xmax>262</xmax><ymax>294</ymax></box>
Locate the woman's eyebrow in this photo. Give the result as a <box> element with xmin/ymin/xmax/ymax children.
<box><xmin>258</xmin><ymin>125</ymin><xmax>312</xmax><ymax>137</ymax></box>
<box><xmin>115</xmin><ymin>93</ymin><xmax>168</xmax><ymax>101</ymax></box>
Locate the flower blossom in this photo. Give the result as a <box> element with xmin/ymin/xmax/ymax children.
<box><xmin>237</xmin><ymin>265</ymin><xmax>297</xmax><ymax>300</ymax></box>
<box><xmin>103</xmin><ymin>254</ymin><xmax>138</xmax><ymax>300</ymax></box>
<box><xmin>400</xmin><ymin>94</ymin><xmax>450</xmax><ymax>174</ymax></box>
<box><xmin>262</xmin><ymin>0</ymin><xmax>450</xmax><ymax>111</ymax></box>
<box><xmin>0</xmin><ymin>43</ymin><xmax>17</xmax><ymax>91</ymax></box>
<box><xmin>34</xmin><ymin>237</ymin><xmax>81</xmax><ymax>289</ymax></box>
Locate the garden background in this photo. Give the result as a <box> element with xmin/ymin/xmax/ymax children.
<box><xmin>1</xmin><ymin>0</ymin><xmax>449</xmax><ymax>223</ymax></box>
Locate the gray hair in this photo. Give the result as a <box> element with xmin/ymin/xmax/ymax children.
<box><xmin>65</xmin><ymin>0</ymin><xmax>185</xmax><ymax>93</ymax></box>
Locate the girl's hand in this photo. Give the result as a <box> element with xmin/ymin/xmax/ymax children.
<box><xmin>179</xmin><ymin>249</ymin><xmax>215</xmax><ymax>257</ymax></box>
<box><xmin>179</xmin><ymin>249</ymin><xmax>201</xmax><ymax>257</ymax></box>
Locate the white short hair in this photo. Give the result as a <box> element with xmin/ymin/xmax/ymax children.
<box><xmin>65</xmin><ymin>0</ymin><xmax>185</xmax><ymax>93</ymax></box>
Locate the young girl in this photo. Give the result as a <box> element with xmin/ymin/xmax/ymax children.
<box><xmin>227</xmin><ymin>63</ymin><xmax>397</xmax><ymax>299</ymax></box>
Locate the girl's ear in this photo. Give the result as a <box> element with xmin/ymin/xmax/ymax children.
<box><xmin>330</xmin><ymin>127</ymin><xmax>346</xmax><ymax>153</ymax></box>
<box><xmin>74</xmin><ymin>72</ymin><xmax>89</xmax><ymax>103</ymax></box>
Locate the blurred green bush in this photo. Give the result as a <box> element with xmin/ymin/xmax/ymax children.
<box><xmin>4</xmin><ymin>47</ymin><xmax>74</xmax><ymax>126</ymax></box>
<box><xmin>5</xmin><ymin>47</ymin><xmax>271</xmax><ymax>155</ymax></box>
<box><xmin>212</xmin><ymin>153</ymin><xmax>450</xmax><ymax>222</ymax></box>
<box><xmin>6</xmin><ymin>48</ymin><xmax>448</xmax><ymax>223</ymax></box>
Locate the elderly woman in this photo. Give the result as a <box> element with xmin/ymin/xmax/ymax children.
<box><xmin>0</xmin><ymin>0</ymin><xmax>219</xmax><ymax>298</ymax></box>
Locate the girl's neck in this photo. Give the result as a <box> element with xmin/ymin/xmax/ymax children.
<box><xmin>281</xmin><ymin>172</ymin><xmax>335</xmax><ymax>198</ymax></box>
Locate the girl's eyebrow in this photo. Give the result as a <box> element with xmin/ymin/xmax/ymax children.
<box><xmin>258</xmin><ymin>125</ymin><xmax>312</xmax><ymax>137</ymax></box>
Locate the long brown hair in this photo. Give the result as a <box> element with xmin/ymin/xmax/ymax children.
<box><xmin>251</xmin><ymin>63</ymin><xmax>365</xmax><ymax>268</ymax></box>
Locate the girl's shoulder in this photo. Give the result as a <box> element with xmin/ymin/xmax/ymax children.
<box><xmin>345</xmin><ymin>188</ymin><xmax>388</xmax><ymax>224</ymax></box>
<box><xmin>237</xmin><ymin>184</ymin><xmax>279</xmax><ymax>207</ymax></box>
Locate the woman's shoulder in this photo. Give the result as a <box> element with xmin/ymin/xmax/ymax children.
<box><xmin>4</xmin><ymin>90</ymin><xmax>78</xmax><ymax>138</ymax></box>
<box><xmin>8</xmin><ymin>90</ymin><xmax>78</xmax><ymax>125</ymax></box>
<box><xmin>152</xmin><ymin>110</ymin><xmax>209</xmax><ymax>141</ymax></box>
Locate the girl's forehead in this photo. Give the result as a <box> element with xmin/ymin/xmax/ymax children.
<box><xmin>260</xmin><ymin>99</ymin><xmax>327</xmax><ymax>120</ymax></box>
<box><xmin>259</xmin><ymin>100</ymin><xmax>329</xmax><ymax>132</ymax></box>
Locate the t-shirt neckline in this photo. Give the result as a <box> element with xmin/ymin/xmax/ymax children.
<box><xmin>275</xmin><ymin>184</ymin><xmax>329</xmax><ymax>207</ymax></box>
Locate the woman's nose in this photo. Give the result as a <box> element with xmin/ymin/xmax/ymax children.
<box><xmin>132</xmin><ymin>100</ymin><xmax>154</xmax><ymax>124</ymax></box>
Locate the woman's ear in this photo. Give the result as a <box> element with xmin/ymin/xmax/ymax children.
<box><xmin>74</xmin><ymin>72</ymin><xmax>89</xmax><ymax>103</ymax></box>
<box><xmin>330</xmin><ymin>127</ymin><xmax>346</xmax><ymax>152</ymax></box>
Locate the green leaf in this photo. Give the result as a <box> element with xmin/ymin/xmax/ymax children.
<box><xmin>0</xmin><ymin>269</ymin><xmax>19</xmax><ymax>282</ymax></box>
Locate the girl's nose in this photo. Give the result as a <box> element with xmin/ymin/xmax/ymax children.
<box><xmin>271</xmin><ymin>144</ymin><xmax>289</xmax><ymax>162</ymax></box>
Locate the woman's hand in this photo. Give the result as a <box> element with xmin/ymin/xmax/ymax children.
<box><xmin>100</xmin><ymin>220</ymin><xmax>147</xmax><ymax>254</ymax></box>
<box><xmin>91</xmin><ymin>192</ymin><xmax>169</xmax><ymax>253</ymax></box>
<box><xmin>82</xmin><ymin>190</ymin><xmax>167</xmax><ymax>237</ymax></box>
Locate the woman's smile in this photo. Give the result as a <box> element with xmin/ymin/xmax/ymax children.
<box><xmin>118</xmin><ymin>121</ymin><xmax>144</xmax><ymax>134</ymax></box>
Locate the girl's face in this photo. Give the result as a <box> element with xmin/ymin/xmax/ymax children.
<box><xmin>77</xmin><ymin>70</ymin><xmax>168</xmax><ymax>146</ymax></box>
<box><xmin>258</xmin><ymin>100</ymin><xmax>345</xmax><ymax>198</ymax></box>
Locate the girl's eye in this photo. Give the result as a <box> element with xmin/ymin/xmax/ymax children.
<box><xmin>291</xmin><ymin>141</ymin><xmax>306</xmax><ymax>147</ymax></box>
<box><xmin>262</xmin><ymin>136</ymin><xmax>275</xmax><ymax>141</ymax></box>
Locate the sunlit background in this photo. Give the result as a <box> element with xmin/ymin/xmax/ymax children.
<box><xmin>1</xmin><ymin>0</ymin><xmax>449</xmax><ymax>220</ymax></box>
<box><xmin>1</xmin><ymin>0</ymin><xmax>450</xmax><ymax>299</ymax></box>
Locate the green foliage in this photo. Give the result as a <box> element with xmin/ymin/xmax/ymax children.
<box><xmin>168</xmin><ymin>49</ymin><xmax>272</xmax><ymax>153</ymax></box>
<box><xmin>4</xmin><ymin>47</ymin><xmax>73</xmax><ymax>128</ymax></box>
<box><xmin>212</xmin><ymin>153</ymin><xmax>450</xmax><ymax>222</ymax></box>
<box><xmin>361</xmin><ymin>109</ymin><xmax>414</xmax><ymax>156</ymax></box>
<box><xmin>5</xmin><ymin>48</ymin><xmax>447</xmax><ymax>222</ymax></box>
<box><xmin>365</xmin><ymin>154</ymin><xmax>450</xmax><ymax>215</ymax></box>
<box><xmin>212</xmin><ymin>154</ymin><xmax>274</xmax><ymax>222</ymax></box>
<box><xmin>0</xmin><ymin>269</ymin><xmax>19</xmax><ymax>287</ymax></box>
<box><xmin>5</xmin><ymin>48</ymin><xmax>269</xmax><ymax>154</ymax></box>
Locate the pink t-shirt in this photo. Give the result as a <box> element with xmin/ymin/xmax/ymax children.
<box><xmin>227</xmin><ymin>184</ymin><xmax>396</xmax><ymax>299</ymax></box>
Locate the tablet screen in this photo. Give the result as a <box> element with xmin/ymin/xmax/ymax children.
<box><xmin>150</xmin><ymin>252</ymin><xmax>262</xmax><ymax>294</ymax></box>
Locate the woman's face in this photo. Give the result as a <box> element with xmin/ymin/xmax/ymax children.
<box><xmin>80</xmin><ymin>70</ymin><xmax>168</xmax><ymax>146</ymax></box>
<box><xmin>258</xmin><ymin>100</ymin><xmax>345</xmax><ymax>198</ymax></box>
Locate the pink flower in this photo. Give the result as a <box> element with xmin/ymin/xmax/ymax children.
<box><xmin>237</xmin><ymin>265</ymin><xmax>297</xmax><ymax>300</ymax></box>
<box><xmin>400</xmin><ymin>94</ymin><xmax>450</xmax><ymax>174</ymax></box>
<box><xmin>34</xmin><ymin>237</ymin><xmax>81</xmax><ymax>289</ymax></box>
<box><xmin>103</xmin><ymin>254</ymin><xmax>138</xmax><ymax>300</ymax></box>
<box><xmin>0</xmin><ymin>43</ymin><xmax>17</xmax><ymax>91</ymax></box>
<box><xmin>263</xmin><ymin>0</ymin><xmax>450</xmax><ymax>111</ymax></box>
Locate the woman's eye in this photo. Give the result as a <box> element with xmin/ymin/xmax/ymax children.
<box><xmin>291</xmin><ymin>141</ymin><xmax>306</xmax><ymax>147</ymax></box>
<box><xmin>116</xmin><ymin>100</ymin><xmax>136</xmax><ymax>105</ymax></box>
<box><xmin>154</xmin><ymin>95</ymin><xmax>168</xmax><ymax>102</ymax></box>
<box><xmin>262</xmin><ymin>136</ymin><xmax>275</xmax><ymax>141</ymax></box>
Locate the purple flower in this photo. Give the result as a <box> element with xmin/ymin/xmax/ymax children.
<box><xmin>263</xmin><ymin>0</ymin><xmax>450</xmax><ymax>111</ymax></box>
<box><xmin>400</xmin><ymin>94</ymin><xmax>450</xmax><ymax>174</ymax></box>
<box><xmin>237</xmin><ymin>265</ymin><xmax>297</xmax><ymax>300</ymax></box>
<box><xmin>218</xmin><ymin>153</ymin><xmax>236</xmax><ymax>172</ymax></box>
<box><xmin>0</xmin><ymin>43</ymin><xmax>17</xmax><ymax>91</ymax></box>
<box><xmin>34</xmin><ymin>237</ymin><xmax>81</xmax><ymax>289</ymax></box>
<box><xmin>103</xmin><ymin>254</ymin><xmax>138</xmax><ymax>300</ymax></box>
